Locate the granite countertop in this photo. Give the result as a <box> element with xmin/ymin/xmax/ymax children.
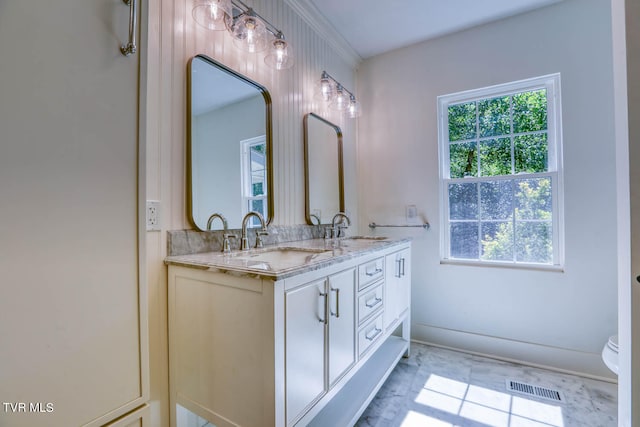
<box><xmin>164</xmin><ymin>236</ymin><xmax>411</xmax><ymax>280</ymax></box>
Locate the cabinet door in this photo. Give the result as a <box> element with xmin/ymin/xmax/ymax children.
<box><xmin>384</xmin><ymin>252</ymin><xmax>401</xmax><ymax>330</ymax></box>
<box><xmin>396</xmin><ymin>248</ymin><xmax>411</xmax><ymax>317</ymax></box>
<box><xmin>0</xmin><ymin>2</ymin><xmax>146</xmax><ymax>427</ymax></box>
<box><xmin>328</xmin><ymin>268</ymin><xmax>356</xmax><ymax>386</ymax></box>
<box><xmin>285</xmin><ymin>280</ymin><xmax>327</xmax><ymax>425</ymax></box>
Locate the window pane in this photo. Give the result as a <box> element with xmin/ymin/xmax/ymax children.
<box><xmin>513</xmin><ymin>89</ymin><xmax>547</xmax><ymax>133</ymax></box>
<box><xmin>451</xmin><ymin>222</ymin><xmax>479</xmax><ymax>259</ymax></box>
<box><xmin>480</xmin><ymin>138</ymin><xmax>511</xmax><ymax>176</ymax></box>
<box><xmin>481</xmin><ymin>222</ymin><xmax>514</xmax><ymax>261</ymax></box>
<box><xmin>515</xmin><ymin>133</ymin><xmax>548</xmax><ymax>173</ymax></box>
<box><xmin>515</xmin><ymin>178</ymin><xmax>552</xmax><ymax>220</ymax></box>
<box><xmin>246</xmin><ymin>199</ymin><xmax>266</xmax><ymax>227</ymax></box>
<box><xmin>251</xmin><ymin>182</ymin><xmax>264</xmax><ymax>197</ymax></box>
<box><xmin>478</xmin><ymin>96</ymin><xmax>510</xmax><ymax>137</ymax></box>
<box><xmin>450</xmin><ymin>142</ymin><xmax>477</xmax><ymax>178</ymax></box>
<box><xmin>448</xmin><ymin>102</ymin><xmax>476</xmax><ymax>141</ymax></box>
<box><xmin>480</xmin><ymin>181</ymin><xmax>513</xmax><ymax>220</ymax></box>
<box><xmin>251</xmin><ymin>199</ymin><xmax>264</xmax><ymax>214</ymax></box>
<box><xmin>515</xmin><ymin>222</ymin><xmax>552</xmax><ymax>263</ymax></box>
<box><xmin>449</xmin><ymin>183</ymin><xmax>478</xmax><ymax>220</ymax></box>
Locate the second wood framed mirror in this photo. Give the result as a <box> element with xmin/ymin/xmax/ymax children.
<box><xmin>303</xmin><ymin>113</ymin><xmax>344</xmax><ymax>225</ymax></box>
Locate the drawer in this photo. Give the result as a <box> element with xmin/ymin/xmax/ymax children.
<box><xmin>358</xmin><ymin>313</ymin><xmax>384</xmax><ymax>357</ymax></box>
<box><xmin>358</xmin><ymin>257</ymin><xmax>384</xmax><ymax>290</ymax></box>
<box><xmin>358</xmin><ymin>282</ymin><xmax>384</xmax><ymax>324</ymax></box>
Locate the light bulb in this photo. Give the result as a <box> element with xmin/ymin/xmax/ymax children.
<box><xmin>330</xmin><ymin>84</ymin><xmax>349</xmax><ymax>111</ymax></box>
<box><xmin>192</xmin><ymin>0</ymin><xmax>232</xmax><ymax>31</ymax></box>
<box><xmin>265</xmin><ymin>34</ymin><xmax>294</xmax><ymax>70</ymax></box>
<box><xmin>315</xmin><ymin>72</ymin><xmax>335</xmax><ymax>102</ymax></box>
<box><xmin>232</xmin><ymin>13</ymin><xmax>269</xmax><ymax>53</ymax></box>
<box><xmin>347</xmin><ymin>95</ymin><xmax>361</xmax><ymax>118</ymax></box>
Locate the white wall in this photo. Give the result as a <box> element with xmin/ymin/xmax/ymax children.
<box><xmin>144</xmin><ymin>0</ymin><xmax>359</xmax><ymax>425</ymax></box>
<box><xmin>357</xmin><ymin>0</ymin><xmax>618</xmax><ymax>379</ymax></box>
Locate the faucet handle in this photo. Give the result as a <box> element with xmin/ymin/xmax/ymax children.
<box><xmin>255</xmin><ymin>230</ymin><xmax>269</xmax><ymax>248</ymax></box>
<box><xmin>336</xmin><ymin>224</ymin><xmax>349</xmax><ymax>238</ymax></box>
<box><xmin>222</xmin><ymin>233</ymin><xmax>237</xmax><ymax>253</ymax></box>
<box><xmin>324</xmin><ymin>226</ymin><xmax>333</xmax><ymax>239</ymax></box>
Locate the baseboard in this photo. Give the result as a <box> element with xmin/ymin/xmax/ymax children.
<box><xmin>412</xmin><ymin>323</ymin><xmax>617</xmax><ymax>383</ymax></box>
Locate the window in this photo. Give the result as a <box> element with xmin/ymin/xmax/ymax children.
<box><xmin>438</xmin><ymin>74</ymin><xmax>564</xmax><ymax>267</ymax></box>
<box><xmin>240</xmin><ymin>136</ymin><xmax>268</xmax><ymax>227</ymax></box>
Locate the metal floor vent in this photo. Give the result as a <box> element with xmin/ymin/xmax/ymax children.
<box><xmin>506</xmin><ymin>379</ymin><xmax>564</xmax><ymax>403</ymax></box>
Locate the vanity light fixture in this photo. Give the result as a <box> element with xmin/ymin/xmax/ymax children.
<box><xmin>192</xmin><ymin>0</ymin><xmax>294</xmax><ymax>70</ymax></box>
<box><xmin>316</xmin><ymin>71</ymin><xmax>360</xmax><ymax>118</ymax></box>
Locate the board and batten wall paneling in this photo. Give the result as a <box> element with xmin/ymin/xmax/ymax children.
<box><xmin>181</xmin><ymin>0</ymin><xmax>357</xmax><ymax>228</ymax></box>
<box><xmin>144</xmin><ymin>0</ymin><xmax>359</xmax><ymax>425</ymax></box>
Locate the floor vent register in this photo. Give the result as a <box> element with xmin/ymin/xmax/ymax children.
<box><xmin>506</xmin><ymin>379</ymin><xmax>564</xmax><ymax>403</ymax></box>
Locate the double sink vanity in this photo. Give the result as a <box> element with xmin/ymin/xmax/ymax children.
<box><xmin>166</xmin><ymin>234</ymin><xmax>411</xmax><ymax>427</ymax></box>
<box><xmin>168</xmin><ymin>54</ymin><xmax>412</xmax><ymax>426</ymax></box>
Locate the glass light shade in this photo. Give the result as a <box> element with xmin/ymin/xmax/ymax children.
<box><xmin>264</xmin><ymin>35</ymin><xmax>294</xmax><ymax>70</ymax></box>
<box><xmin>192</xmin><ymin>0</ymin><xmax>232</xmax><ymax>31</ymax></box>
<box><xmin>347</xmin><ymin>96</ymin><xmax>361</xmax><ymax>118</ymax></box>
<box><xmin>232</xmin><ymin>13</ymin><xmax>269</xmax><ymax>53</ymax></box>
<box><xmin>329</xmin><ymin>85</ymin><xmax>349</xmax><ymax>111</ymax></box>
<box><xmin>315</xmin><ymin>76</ymin><xmax>335</xmax><ymax>102</ymax></box>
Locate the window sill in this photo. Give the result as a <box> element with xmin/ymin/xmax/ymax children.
<box><xmin>440</xmin><ymin>258</ymin><xmax>564</xmax><ymax>272</ymax></box>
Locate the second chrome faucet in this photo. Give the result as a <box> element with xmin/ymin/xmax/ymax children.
<box><xmin>240</xmin><ymin>211</ymin><xmax>269</xmax><ymax>250</ymax></box>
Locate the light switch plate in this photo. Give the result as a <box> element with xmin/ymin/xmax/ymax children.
<box><xmin>406</xmin><ymin>205</ymin><xmax>418</xmax><ymax>222</ymax></box>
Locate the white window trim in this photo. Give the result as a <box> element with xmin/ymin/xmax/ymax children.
<box><xmin>437</xmin><ymin>74</ymin><xmax>565</xmax><ymax>268</ymax></box>
<box><xmin>240</xmin><ymin>135</ymin><xmax>268</xmax><ymax>218</ymax></box>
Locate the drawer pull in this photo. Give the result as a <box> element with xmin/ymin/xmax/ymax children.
<box><xmin>365</xmin><ymin>327</ymin><xmax>382</xmax><ymax>341</ymax></box>
<box><xmin>365</xmin><ymin>267</ymin><xmax>383</xmax><ymax>277</ymax></box>
<box><xmin>365</xmin><ymin>296</ymin><xmax>382</xmax><ymax>309</ymax></box>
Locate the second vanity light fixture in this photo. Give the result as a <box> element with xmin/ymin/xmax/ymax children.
<box><xmin>317</xmin><ymin>71</ymin><xmax>360</xmax><ymax>118</ymax></box>
<box><xmin>192</xmin><ymin>0</ymin><xmax>294</xmax><ymax>70</ymax></box>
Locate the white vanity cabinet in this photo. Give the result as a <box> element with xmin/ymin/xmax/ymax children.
<box><xmin>285</xmin><ymin>268</ymin><xmax>356</xmax><ymax>425</ymax></box>
<box><xmin>167</xmin><ymin>240</ymin><xmax>410</xmax><ymax>427</ymax></box>
<box><xmin>384</xmin><ymin>247</ymin><xmax>412</xmax><ymax>332</ymax></box>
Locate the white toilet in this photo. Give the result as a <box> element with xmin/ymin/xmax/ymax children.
<box><xmin>602</xmin><ymin>334</ymin><xmax>619</xmax><ymax>375</ymax></box>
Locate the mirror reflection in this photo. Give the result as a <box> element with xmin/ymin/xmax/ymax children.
<box><xmin>304</xmin><ymin>113</ymin><xmax>344</xmax><ymax>225</ymax></box>
<box><xmin>188</xmin><ymin>55</ymin><xmax>273</xmax><ymax>231</ymax></box>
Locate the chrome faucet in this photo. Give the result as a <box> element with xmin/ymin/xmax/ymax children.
<box><xmin>331</xmin><ymin>212</ymin><xmax>351</xmax><ymax>238</ymax></box>
<box><xmin>206</xmin><ymin>213</ymin><xmax>228</xmax><ymax>230</ymax></box>
<box><xmin>240</xmin><ymin>211</ymin><xmax>268</xmax><ymax>250</ymax></box>
<box><xmin>206</xmin><ymin>213</ymin><xmax>236</xmax><ymax>253</ymax></box>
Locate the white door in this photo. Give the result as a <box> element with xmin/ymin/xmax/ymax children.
<box><xmin>285</xmin><ymin>280</ymin><xmax>326</xmax><ymax>425</ymax></box>
<box><xmin>0</xmin><ymin>1</ymin><xmax>146</xmax><ymax>426</ymax></box>
<box><xmin>328</xmin><ymin>268</ymin><xmax>356</xmax><ymax>386</ymax></box>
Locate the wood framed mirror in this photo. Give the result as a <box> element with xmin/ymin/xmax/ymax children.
<box><xmin>187</xmin><ymin>55</ymin><xmax>273</xmax><ymax>231</ymax></box>
<box><xmin>303</xmin><ymin>113</ymin><xmax>344</xmax><ymax>225</ymax></box>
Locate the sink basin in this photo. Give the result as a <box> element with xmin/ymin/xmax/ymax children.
<box><xmin>233</xmin><ymin>247</ymin><xmax>331</xmax><ymax>265</ymax></box>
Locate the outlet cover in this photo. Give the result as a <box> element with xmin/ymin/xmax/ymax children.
<box><xmin>146</xmin><ymin>200</ymin><xmax>161</xmax><ymax>231</ymax></box>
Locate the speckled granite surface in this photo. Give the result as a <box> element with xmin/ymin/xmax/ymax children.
<box><xmin>167</xmin><ymin>225</ymin><xmax>326</xmax><ymax>256</ymax></box>
<box><xmin>165</xmin><ymin>236</ymin><xmax>411</xmax><ymax>280</ymax></box>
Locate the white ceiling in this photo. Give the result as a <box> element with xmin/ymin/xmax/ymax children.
<box><xmin>308</xmin><ymin>0</ymin><xmax>563</xmax><ymax>59</ymax></box>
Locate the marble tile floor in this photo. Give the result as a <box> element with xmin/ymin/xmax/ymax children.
<box><xmin>356</xmin><ymin>342</ymin><xmax>617</xmax><ymax>427</ymax></box>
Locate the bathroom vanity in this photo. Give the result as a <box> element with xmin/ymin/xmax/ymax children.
<box><xmin>166</xmin><ymin>237</ymin><xmax>411</xmax><ymax>427</ymax></box>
